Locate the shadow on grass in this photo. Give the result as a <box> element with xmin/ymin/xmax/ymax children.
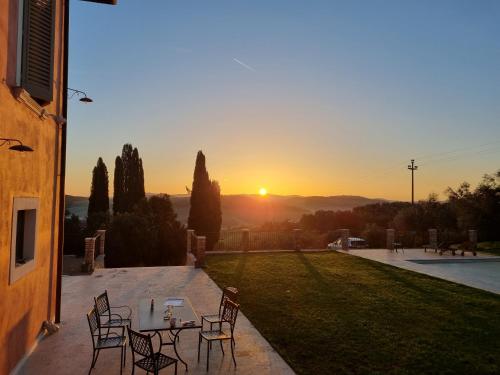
<box><xmin>296</xmin><ymin>252</ymin><xmax>329</xmax><ymax>288</ymax></box>
<box><xmin>352</xmin><ymin>255</ymin><xmax>463</xmax><ymax>303</ymax></box>
<box><xmin>234</xmin><ymin>253</ymin><xmax>248</xmax><ymax>285</ymax></box>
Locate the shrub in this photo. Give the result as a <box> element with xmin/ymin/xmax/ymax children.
<box><xmin>106</xmin><ymin>195</ymin><xmax>186</xmax><ymax>268</ymax></box>
<box><xmin>362</xmin><ymin>224</ymin><xmax>385</xmax><ymax>248</ymax></box>
<box><xmin>64</xmin><ymin>214</ymin><xmax>85</xmax><ymax>256</ymax></box>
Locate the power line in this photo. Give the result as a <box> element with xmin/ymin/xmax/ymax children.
<box><xmin>353</xmin><ymin>140</ymin><xmax>500</xmax><ymax>183</ymax></box>
<box><xmin>416</xmin><ymin>139</ymin><xmax>500</xmax><ymax>163</ymax></box>
<box><xmin>419</xmin><ymin>146</ymin><xmax>500</xmax><ymax>167</ymax></box>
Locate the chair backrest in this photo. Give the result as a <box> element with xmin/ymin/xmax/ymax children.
<box><xmin>221</xmin><ymin>299</ymin><xmax>239</xmax><ymax>332</ymax></box>
<box><xmin>87</xmin><ymin>307</ymin><xmax>101</xmax><ymax>347</ymax></box>
<box><xmin>127</xmin><ymin>327</ymin><xmax>154</xmax><ymax>359</ymax></box>
<box><xmin>218</xmin><ymin>287</ymin><xmax>239</xmax><ymax>317</ymax></box>
<box><xmin>95</xmin><ymin>290</ymin><xmax>111</xmax><ymax>319</ymax></box>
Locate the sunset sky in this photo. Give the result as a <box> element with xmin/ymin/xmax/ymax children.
<box><xmin>67</xmin><ymin>0</ymin><xmax>500</xmax><ymax>201</ymax></box>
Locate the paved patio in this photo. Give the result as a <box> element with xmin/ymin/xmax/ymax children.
<box><xmin>339</xmin><ymin>248</ymin><xmax>500</xmax><ymax>294</ymax></box>
<box><xmin>20</xmin><ymin>266</ymin><xmax>295</xmax><ymax>375</ymax></box>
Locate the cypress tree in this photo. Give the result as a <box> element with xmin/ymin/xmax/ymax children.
<box><xmin>188</xmin><ymin>151</ymin><xmax>210</xmax><ymax>231</ymax></box>
<box><xmin>187</xmin><ymin>151</ymin><xmax>222</xmax><ymax>250</ymax></box>
<box><xmin>87</xmin><ymin>157</ymin><xmax>110</xmax><ymax>233</ymax></box>
<box><xmin>113</xmin><ymin>143</ymin><xmax>146</xmax><ymax>213</ymax></box>
<box><xmin>138</xmin><ymin>158</ymin><xmax>145</xmax><ymax>199</ymax></box>
<box><xmin>208</xmin><ymin>180</ymin><xmax>222</xmax><ymax>249</ymax></box>
<box><xmin>88</xmin><ymin>157</ymin><xmax>109</xmax><ymax>215</ymax></box>
<box><xmin>121</xmin><ymin>144</ymin><xmax>133</xmax><ymax>211</ymax></box>
<box><xmin>113</xmin><ymin>156</ymin><xmax>124</xmax><ymax>214</ymax></box>
<box><xmin>129</xmin><ymin>147</ymin><xmax>145</xmax><ymax>206</ymax></box>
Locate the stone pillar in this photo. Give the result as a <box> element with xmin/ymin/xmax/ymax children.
<box><xmin>386</xmin><ymin>229</ymin><xmax>395</xmax><ymax>250</ymax></box>
<box><xmin>195</xmin><ymin>236</ymin><xmax>206</xmax><ymax>268</ymax></box>
<box><xmin>340</xmin><ymin>229</ymin><xmax>349</xmax><ymax>250</ymax></box>
<box><xmin>293</xmin><ymin>229</ymin><xmax>302</xmax><ymax>251</ymax></box>
<box><xmin>241</xmin><ymin>229</ymin><xmax>249</xmax><ymax>252</ymax></box>
<box><xmin>96</xmin><ymin>230</ymin><xmax>106</xmax><ymax>255</ymax></box>
<box><xmin>468</xmin><ymin>230</ymin><xmax>477</xmax><ymax>248</ymax></box>
<box><xmin>428</xmin><ymin>229</ymin><xmax>437</xmax><ymax>250</ymax></box>
<box><xmin>187</xmin><ymin>229</ymin><xmax>195</xmax><ymax>253</ymax></box>
<box><xmin>82</xmin><ymin>237</ymin><xmax>96</xmax><ymax>273</ymax></box>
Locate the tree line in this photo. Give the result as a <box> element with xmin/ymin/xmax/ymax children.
<box><xmin>298</xmin><ymin>171</ymin><xmax>500</xmax><ymax>247</ymax></box>
<box><xmin>64</xmin><ymin>145</ymin><xmax>222</xmax><ymax>266</ymax></box>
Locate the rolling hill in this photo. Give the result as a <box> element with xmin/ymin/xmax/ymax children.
<box><xmin>66</xmin><ymin>194</ymin><xmax>386</xmax><ymax>228</ymax></box>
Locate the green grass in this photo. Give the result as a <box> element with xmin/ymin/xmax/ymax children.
<box><xmin>205</xmin><ymin>252</ymin><xmax>500</xmax><ymax>375</ymax></box>
<box><xmin>478</xmin><ymin>241</ymin><xmax>500</xmax><ymax>256</ymax></box>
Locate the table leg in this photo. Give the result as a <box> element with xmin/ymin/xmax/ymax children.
<box><xmin>172</xmin><ymin>329</ymin><xmax>189</xmax><ymax>371</ymax></box>
<box><xmin>153</xmin><ymin>331</ymin><xmax>164</xmax><ymax>348</ymax></box>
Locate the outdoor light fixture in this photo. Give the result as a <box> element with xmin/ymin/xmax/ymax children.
<box><xmin>81</xmin><ymin>0</ymin><xmax>118</xmax><ymax>4</ymax></box>
<box><xmin>40</xmin><ymin>110</ymin><xmax>67</xmax><ymax>125</ymax></box>
<box><xmin>68</xmin><ymin>87</ymin><xmax>93</xmax><ymax>103</ymax></box>
<box><xmin>0</xmin><ymin>138</ymin><xmax>34</xmax><ymax>152</ymax></box>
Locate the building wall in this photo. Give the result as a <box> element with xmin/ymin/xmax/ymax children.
<box><xmin>0</xmin><ymin>0</ymin><xmax>65</xmax><ymax>373</ymax></box>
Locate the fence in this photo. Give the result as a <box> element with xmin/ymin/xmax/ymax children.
<box><xmin>188</xmin><ymin>228</ymin><xmax>481</xmax><ymax>254</ymax></box>
<box><xmin>188</xmin><ymin>229</ymin><xmax>330</xmax><ymax>252</ymax></box>
<box><xmin>214</xmin><ymin>231</ymin><xmax>298</xmax><ymax>251</ymax></box>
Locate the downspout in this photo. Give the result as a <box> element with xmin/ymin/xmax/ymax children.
<box><xmin>55</xmin><ymin>0</ymin><xmax>69</xmax><ymax>324</ymax></box>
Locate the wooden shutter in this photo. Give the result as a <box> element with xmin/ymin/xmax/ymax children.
<box><xmin>21</xmin><ymin>0</ymin><xmax>55</xmax><ymax>103</ymax></box>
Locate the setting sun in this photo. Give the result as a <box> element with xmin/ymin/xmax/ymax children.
<box><xmin>259</xmin><ymin>187</ymin><xmax>268</xmax><ymax>196</ymax></box>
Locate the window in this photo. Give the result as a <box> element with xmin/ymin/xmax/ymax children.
<box><xmin>15</xmin><ymin>209</ymin><xmax>37</xmax><ymax>266</ymax></box>
<box><xmin>17</xmin><ymin>0</ymin><xmax>55</xmax><ymax>104</ymax></box>
<box><xmin>10</xmin><ymin>198</ymin><xmax>39</xmax><ymax>284</ymax></box>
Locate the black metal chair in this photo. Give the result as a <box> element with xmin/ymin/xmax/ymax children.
<box><xmin>87</xmin><ymin>306</ymin><xmax>127</xmax><ymax>374</ymax></box>
<box><xmin>95</xmin><ymin>290</ymin><xmax>132</xmax><ymax>331</ymax></box>
<box><xmin>201</xmin><ymin>286</ymin><xmax>239</xmax><ymax>331</ymax></box>
<box><xmin>127</xmin><ymin>327</ymin><xmax>178</xmax><ymax>375</ymax></box>
<box><xmin>198</xmin><ymin>299</ymin><xmax>240</xmax><ymax>372</ymax></box>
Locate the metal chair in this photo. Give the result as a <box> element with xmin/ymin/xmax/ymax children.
<box><xmin>127</xmin><ymin>327</ymin><xmax>178</xmax><ymax>375</ymax></box>
<box><xmin>201</xmin><ymin>286</ymin><xmax>239</xmax><ymax>331</ymax></box>
<box><xmin>198</xmin><ymin>299</ymin><xmax>240</xmax><ymax>372</ymax></box>
<box><xmin>95</xmin><ymin>290</ymin><xmax>132</xmax><ymax>331</ymax></box>
<box><xmin>87</xmin><ymin>306</ymin><xmax>127</xmax><ymax>374</ymax></box>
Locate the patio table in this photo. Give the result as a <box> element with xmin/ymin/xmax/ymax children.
<box><xmin>138</xmin><ymin>296</ymin><xmax>202</xmax><ymax>371</ymax></box>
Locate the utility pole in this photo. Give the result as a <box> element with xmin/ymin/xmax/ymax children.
<box><xmin>407</xmin><ymin>159</ymin><xmax>418</xmax><ymax>205</ymax></box>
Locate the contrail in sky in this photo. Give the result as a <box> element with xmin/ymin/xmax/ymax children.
<box><xmin>233</xmin><ymin>58</ymin><xmax>256</xmax><ymax>72</ymax></box>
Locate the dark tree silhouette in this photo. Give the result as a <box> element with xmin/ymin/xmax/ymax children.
<box><xmin>187</xmin><ymin>151</ymin><xmax>222</xmax><ymax>250</ymax></box>
<box><xmin>88</xmin><ymin>157</ymin><xmax>109</xmax><ymax>215</ymax></box>
<box><xmin>113</xmin><ymin>144</ymin><xmax>146</xmax><ymax>214</ymax></box>
<box><xmin>208</xmin><ymin>180</ymin><xmax>222</xmax><ymax>248</ymax></box>
<box><xmin>113</xmin><ymin>156</ymin><xmax>124</xmax><ymax>214</ymax></box>
<box><xmin>106</xmin><ymin>195</ymin><xmax>186</xmax><ymax>267</ymax></box>
<box><xmin>64</xmin><ymin>212</ymin><xmax>84</xmax><ymax>256</ymax></box>
<box><xmin>87</xmin><ymin>157</ymin><xmax>109</xmax><ymax>233</ymax></box>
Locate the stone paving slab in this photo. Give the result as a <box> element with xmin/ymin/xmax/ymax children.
<box><xmin>19</xmin><ymin>266</ymin><xmax>295</xmax><ymax>375</ymax></box>
<box><xmin>339</xmin><ymin>248</ymin><xmax>500</xmax><ymax>294</ymax></box>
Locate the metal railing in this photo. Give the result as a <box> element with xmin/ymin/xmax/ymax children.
<box><xmin>186</xmin><ymin>228</ymin><xmax>481</xmax><ymax>254</ymax></box>
<box><xmin>188</xmin><ymin>229</ymin><xmax>328</xmax><ymax>252</ymax></box>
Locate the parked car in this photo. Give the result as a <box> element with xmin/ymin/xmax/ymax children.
<box><xmin>327</xmin><ymin>237</ymin><xmax>367</xmax><ymax>249</ymax></box>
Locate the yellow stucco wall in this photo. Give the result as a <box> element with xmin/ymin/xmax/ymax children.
<box><xmin>0</xmin><ymin>0</ymin><xmax>65</xmax><ymax>373</ymax></box>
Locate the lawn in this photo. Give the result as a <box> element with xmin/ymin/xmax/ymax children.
<box><xmin>205</xmin><ymin>252</ymin><xmax>500</xmax><ymax>375</ymax></box>
<box><xmin>478</xmin><ymin>241</ymin><xmax>500</xmax><ymax>256</ymax></box>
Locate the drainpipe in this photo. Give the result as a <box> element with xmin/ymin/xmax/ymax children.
<box><xmin>55</xmin><ymin>0</ymin><xmax>69</xmax><ymax>324</ymax></box>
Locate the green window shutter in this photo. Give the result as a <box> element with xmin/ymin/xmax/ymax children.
<box><xmin>21</xmin><ymin>0</ymin><xmax>55</xmax><ymax>103</ymax></box>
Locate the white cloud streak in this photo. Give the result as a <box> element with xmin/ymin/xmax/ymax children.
<box><xmin>233</xmin><ymin>58</ymin><xmax>256</xmax><ymax>72</ymax></box>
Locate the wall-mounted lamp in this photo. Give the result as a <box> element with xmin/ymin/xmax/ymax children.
<box><xmin>0</xmin><ymin>138</ymin><xmax>34</xmax><ymax>152</ymax></box>
<box><xmin>40</xmin><ymin>110</ymin><xmax>67</xmax><ymax>125</ymax></box>
<box><xmin>68</xmin><ymin>87</ymin><xmax>93</xmax><ymax>103</ymax></box>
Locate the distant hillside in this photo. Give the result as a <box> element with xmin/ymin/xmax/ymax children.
<box><xmin>66</xmin><ymin>194</ymin><xmax>386</xmax><ymax>228</ymax></box>
<box><xmin>65</xmin><ymin>195</ymin><xmax>90</xmax><ymax>218</ymax></box>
